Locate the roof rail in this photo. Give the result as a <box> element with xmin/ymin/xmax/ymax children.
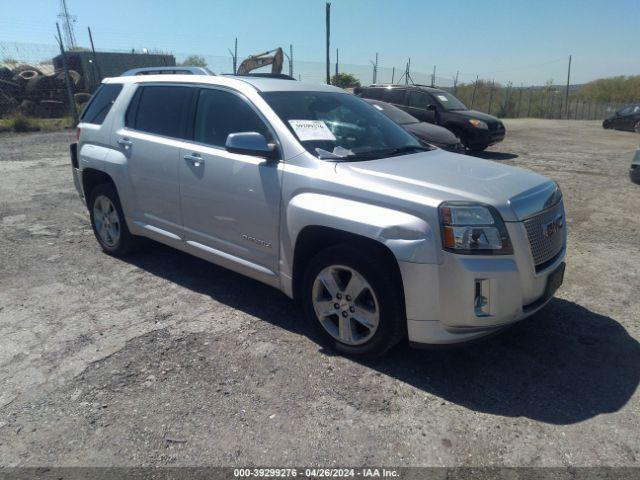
<box><xmin>120</xmin><ymin>66</ymin><xmax>214</xmax><ymax>76</ymax></box>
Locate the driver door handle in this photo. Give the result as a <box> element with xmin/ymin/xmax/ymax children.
<box><xmin>184</xmin><ymin>153</ymin><xmax>204</xmax><ymax>167</ymax></box>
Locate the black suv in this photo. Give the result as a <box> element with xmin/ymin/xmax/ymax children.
<box><xmin>356</xmin><ymin>84</ymin><xmax>505</xmax><ymax>151</ymax></box>
<box><xmin>602</xmin><ymin>104</ymin><xmax>640</xmax><ymax>133</ymax></box>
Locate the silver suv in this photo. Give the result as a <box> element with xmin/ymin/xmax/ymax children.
<box><xmin>70</xmin><ymin>72</ymin><xmax>566</xmax><ymax>357</ymax></box>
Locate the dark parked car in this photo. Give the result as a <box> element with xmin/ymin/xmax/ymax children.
<box><xmin>364</xmin><ymin>99</ymin><xmax>465</xmax><ymax>153</ymax></box>
<box><xmin>356</xmin><ymin>84</ymin><xmax>505</xmax><ymax>151</ymax></box>
<box><xmin>603</xmin><ymin>104</ymin><xmax>640</xmax><ymax>133</ymax></box>
<box><xmin>631</xmin><ymin>149</ymin><xmax>640</xmax><ymax>184</ymax></box>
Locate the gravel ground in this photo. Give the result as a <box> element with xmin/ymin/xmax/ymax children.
<box><xmin>0</xmin><ymin>119</ymin><xmax>638</xmax><ymax>467</ymax></box>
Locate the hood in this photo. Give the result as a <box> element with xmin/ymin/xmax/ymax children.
<box><xmin>337</xmin><ymin>149</ymin><xmax>556</xmax><ymax>221</ymax></box>
<box><xmin>403</xmin><ymin>122</ymin><xmax>459</xmax><ymax>146</ymax></box>
<box><xmin>451</xmin><ymin>109</ymin><xmax>502</xmax><ymax>123</ymax></box>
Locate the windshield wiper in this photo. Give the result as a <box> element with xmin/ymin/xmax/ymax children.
<box><xmin>378</xmin><ymin>145</ymin><xmax>431</xmax><ymax>157</ymax></box>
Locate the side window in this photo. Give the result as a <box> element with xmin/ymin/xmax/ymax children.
<box><xmin>618</xmin><ymin>106</ymin><xmax>633</xmax><ymax>116</ymax></box>
<box><xmin>80</xmin><ymin>83</ymin><xmax>123</xmax><ymax>125</ymax></box>
<box><xmin>133</xmin><ymin>85</ymin><xmax>194</xmax><ymax>138</ymax></box>
<box><xmin>408</xmin><ymin>90</ymin><xmax>433</xmax><ymax>109</ymax></box>
<box><xmin>364</xmin><ymin>88</ymin><xmax>384</xmax><ymax>100</ymax></box>
<box><xmin>194</xmin><ymin>88</ymin><xmax>269</xmax><ymax>148</ymax></box>
<box><xmin>384</xmin><ymin>89</ymin><xmax>406</xmax><ymax>104</ymax></box>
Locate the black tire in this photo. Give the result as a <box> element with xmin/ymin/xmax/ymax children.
<box><xmin>88</xmin><ymin>183</ymin><xmax>141</xmax><ymax>256</ymax></box>
<box><xmin>469</xmin><ymin>144</ymin><xmax>489</xmax><ymax>152</ymax></box>
<box><xmin>301</xmin><ymin>243</ymin><xmax>406</xmax><ymax>358</ymax></box>
<box><xmin>634</xmin><ymin>121</ymin><xmax>640</xmax><ymax>134</ymax></box>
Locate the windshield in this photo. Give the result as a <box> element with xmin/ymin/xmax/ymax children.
<box><xmin>432</xmin><ymin>91</ymin><xmax>468</xmax><ymax>111</ymax></box>
<box><xmin>366</xmin><ymin>100</ymin><xmax>419</xmax><ymax>125</ymax></box>
<box><xmin>261</xmin><ymin>91</ymin><xmax>426</xmax><ymax>160</ymax></box>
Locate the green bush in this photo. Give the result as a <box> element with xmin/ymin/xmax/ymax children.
<box><xmin>10</xmin><ymin>115</ymin><xmax>40</xmax><ymax>133</ymax></box>
<box><xmin>331</xmin><ymin>72</ymin><xmax>360</xmax><ymax>88</ymax></box>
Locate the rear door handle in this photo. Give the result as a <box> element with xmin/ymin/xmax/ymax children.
<box><xmin>117</xmin><ymin>138</ymin><xmax>132</xmax><ymax>148</ymax></box>
<box><xmin>184</xmin><ymin>153</ymin><xmax>204</xmax><ymax>167</ymax></box>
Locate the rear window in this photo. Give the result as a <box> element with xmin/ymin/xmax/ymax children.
<box><xmin>129</xmin><ymin>85</ymin><xmax>194</xmax><ymax>139</ymax></box>
<box><xmin>80</xmin><ymin>83</ymin><xmax>123</xmax><ymax>125</ymax></box>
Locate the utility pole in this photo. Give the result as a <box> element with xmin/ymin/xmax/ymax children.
<box><xmin>488</xmin><ymin>79</ymin><xmax>495</xmax><ymax>114</ymax></box>
<box><xmin>234</xmin><ymin>38</ymin><xmax>238</xmax><ymax>74</ymax></box>
<box><xmin>391</xmin><ymin>67</ymin><xmax>395</xmax><ymax>84</ymax></box>
<box><xmin>87</xmin><ymin>26</ymin><xmax>101</xmax><ymax>88</ymax></box>
<box><xmin>289</xmin><ymin>44</ymin><xmax>293</xmax><ymax>77</ymax></box>
<box><xmin>325</xmin><ymin>2</ymin><xmax>331</xmax><ymax>84</ymax></box>
<box><xmin>228</xmin><ymin>38</ymin><xmax>238</xmax><ymax>74</ymax></box>
<box><xmin>56</xmin><ymin>22</ymin><xmax>78</xmax><ymax>125</ymax></box>
<box><xmin>516</xmin><ymin>83</ymin><xmax>523</xmax><ymax>118</ymax></box>
<box><xmin>335</xmin><ymin>48</ymin><xmax>338</xmax><ymax>79</ymax></box>
<box><xmin>431</xmin><ymin>65</ymin><xmax>436</xmax><ymax>87</ymax></box>
<box><xmin>58</xmin><ymin>0</ymin><xmax>77</xmax><ymax>50</ymax></box>
<box><xmin>564</xmin><ymin>54</ymin><xmax>571</xmax><ymax>119</ymax></box>
<box><xmin>470</xmin><ymin>75</ymin><xmax>479</xmax><ymax>108</ymax></box>
<box><xmin>453</xmin><ymin>71</ymin><xmax>459</xmax><ymax>94</ymax></box>
<box><xmin>369</xmin><ymin>52</ymin><xmax>378</xmax><ymax>84</ymax></box>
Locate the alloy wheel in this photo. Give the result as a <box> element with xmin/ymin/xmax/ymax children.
<box><xmin>93</xmin><ymin>195</ymin><xmax>121</xmax><ymax>247</ymax></box>
<box><xmin>311</xmin><ymin>265</ymin><xmax>380</xmax><ymax>346</ymax></box>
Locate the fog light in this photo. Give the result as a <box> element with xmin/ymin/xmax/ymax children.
<box><xmin>474</xmin><ymin>279</ymin><xmax>491</xmax><ymax>317</ymax></box>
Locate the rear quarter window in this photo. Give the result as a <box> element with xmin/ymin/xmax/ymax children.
<box><xmin>80</xmin><ymin>83</ymin><xmax>123</xmax><ymax>125</ymax></box>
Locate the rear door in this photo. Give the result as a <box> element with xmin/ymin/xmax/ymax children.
<box><xmin>382</xmin><ymin>88</ymin><xmax>407</xmax><ymax>108</ymax></box>
<box><xmin>178</xmin><ymin>86</ymin><xmax>282</xmax><ymax>279</ymax></box>
<box><xmin>118</xmin><ymin>84</ymin><xmax>196</xmax><ymax>238</ymax></box>
<box><xmin>406</xmin><ymin>90</ymin><xmax>437</xmax><ymax>124</ymax></box>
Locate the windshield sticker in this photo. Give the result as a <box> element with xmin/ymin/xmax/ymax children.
<box><xmin>288</xmin><ymin>120</ymin><xmax>336</xmax><ymax>141</ymax></box>
<box><xmin>437</xmin><ymin>95</ymin><xmax>449</xmax><ymax>102</ymax></box>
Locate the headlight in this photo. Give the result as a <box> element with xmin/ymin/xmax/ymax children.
<box><xmin>469</xmin><ymin>118</ymin><xmax>488</xmax><ymax>129</ymax></box>
<box><xmin>439</xmin><ymin>202</ymin><xmax>513</xmax><ymax>254</ymax></box>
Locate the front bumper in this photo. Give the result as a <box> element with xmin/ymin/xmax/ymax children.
<box><xmin>467</xmin><ymin>127</ymin><xmax>505</xmax><ymax>148</ymax></box>
<box><xmin>400</xmin><ymin>221</ymin><xmax>566</xmax><ymax>345</ymax></box>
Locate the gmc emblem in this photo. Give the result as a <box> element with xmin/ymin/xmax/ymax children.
<box><xmin>542</xmin><ymin>214</ymin><xmax>563</xmax><ymax>238</ymax></box>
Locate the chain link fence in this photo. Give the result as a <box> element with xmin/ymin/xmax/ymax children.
<box><xmin>0</xmin><ymin>41</ymin><xmax>626</xmax><ymax>123</ymax></box>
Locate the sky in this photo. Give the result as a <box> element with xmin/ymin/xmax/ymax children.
<box><xmin>0</xmin><ymin>0</ymin><xmax>638</xmax><ymax>86</ymax></box>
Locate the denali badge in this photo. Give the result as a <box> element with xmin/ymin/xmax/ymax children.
<box><xmin>241</xmin><ymin>234</ymin><xmax>272</xmax><ymax>248</ymax></box>
<box><xmin>542</xmin><ymin>214</ymin><xmax>563</xmax><ymax>238</ymax></box>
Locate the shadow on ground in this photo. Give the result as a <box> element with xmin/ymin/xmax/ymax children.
<box><xmin>123</xmin><ymin>243</ymin><xmax>640</xmax><ymax>426</ymax></box>
<box><xmin>468</xmin><ymin>151</ymin><xmax>519</xmax><ymax>161</ymax></box>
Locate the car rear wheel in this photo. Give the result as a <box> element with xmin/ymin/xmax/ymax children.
<box><xmin>634</xmin><ymin>121</ymin><xmax>640</xmax><ymax>134</ymax></box>
<box><xmin>89</xmin><ymin>183</ymin><xmax>141</xmax><ymax>256</ymax></box>
<box><xmin>302</xmin><ymin>244</ymin><xmax>406</xmax><ymax>358</ymax></box>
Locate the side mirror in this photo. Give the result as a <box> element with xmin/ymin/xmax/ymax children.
<box><xmin>225</xmin><ymin>132</ymin><xmax>276</xmax><ymax>159</ymax></box>
<box><xmin>426</xmin><ymin>104</ymin><xmax>437</xmax><ymax>112</ymax></box>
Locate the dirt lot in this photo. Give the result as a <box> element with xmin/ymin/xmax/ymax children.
<box><xmin>0</xmin><ymin>119</ymin><xmax>639</xmax><ymax>467</ymax></box>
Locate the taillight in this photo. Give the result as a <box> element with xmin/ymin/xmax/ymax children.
<box><xmin>76</xmin><ymin>127</ymin><xmax>81</xmax><ymax>141</ymax></box>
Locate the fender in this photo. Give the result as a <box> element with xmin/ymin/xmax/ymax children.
<box><xmin>286</xmin><ymin>192</ymin><xmax>438</xmax><ymax>265</ymax></box>
<box><xmin>79</xmin><ymin>144</ymin><xmax>133</xmax><ymax>217</ymax></box>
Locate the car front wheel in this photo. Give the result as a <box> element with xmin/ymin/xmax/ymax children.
<box><xmin>634</xmin><ymin>121</ymin><xmax>640</xmax><ymax>134</ymax></box>
<box><xmin>302</xmin><ymin>244</ymin><xmax>406</xmax><ymax>358</ymax></box>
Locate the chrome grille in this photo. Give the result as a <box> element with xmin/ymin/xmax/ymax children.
<box><xmin>523</xmin><ymin>202</ymin><xmax>564</xmax><ymax>267</ymax></box>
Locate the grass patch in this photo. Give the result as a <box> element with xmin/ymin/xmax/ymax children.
<box><xmin>0</xmin><ymin>116</ymin><xmax>74</xmax><ymax>133</ymax></box>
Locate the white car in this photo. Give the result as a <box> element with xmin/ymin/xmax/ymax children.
<box><xmin>71</xmin><ymin>68</ymin><xmax>566</xmax><ymax>357</ymax></box>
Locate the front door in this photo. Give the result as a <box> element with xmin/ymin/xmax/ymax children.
<box><xmin>179</xmin><ymin>87</ymin><xmax>282</xmax><ymax>277</ymax></box>
<box><xmin>406</xmin><ymin>90</ymin><xmax>438</xmax><ymax>124</ymax></box>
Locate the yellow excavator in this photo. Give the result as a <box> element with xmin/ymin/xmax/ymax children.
<box><xmin>236</xmin><ymin>48</ymin><xmax>285</xmax><ymax>76</ymax></box>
